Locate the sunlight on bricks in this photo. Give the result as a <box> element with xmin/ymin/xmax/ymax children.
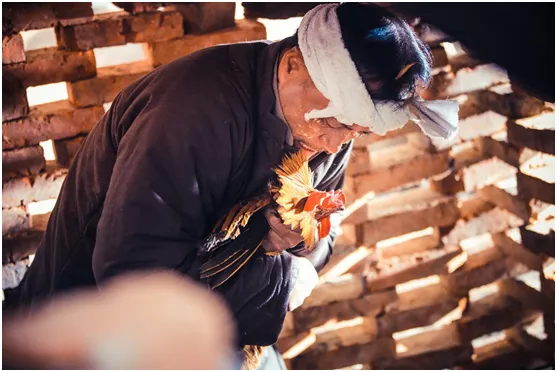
<box><xmin>39</xmin><ymin>140</ymin><xmax>56</xmax><ymax>161</ymax></box>
<box><xmin>94</xmin><ymin>43</ymin><xmax>147</xmax><ymax>68</ymax></box>
<box><xmin>319</xmin><ymin>246</ymin><xmax>370</xmax><ymax>282</ymax></box>
<box><xmin>26</xmin><ymin>82</ymin><xmax>68</xmax><ymax>106</ymax></box>
<box><xmin>27</xmin><ymin>199</ymin><xmax>57</xmax><ymax>216</ymax></box>
<box><xmin>91</xmin><ymin>2</ymin><xmax>122</xmax><ymax>15</ymax></box>
<box><xmin>20</xmin><ymin>28</ymin><xmax>57</xmax><ymax>51</ymax></box>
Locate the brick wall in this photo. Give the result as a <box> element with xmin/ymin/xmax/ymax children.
<box><xmin>2</xmin><ymin>3</ymin><xmax>555</xmax><ymax>370</ymax></box>
<box><xmin>2</xmin><ymin>1</ymin><xmax>266</xmax><ymax>281</ymax></box>
<box><xmin>273</xmin><ymin>22</ymin><xmax>555</xmax><ymax>371</ymax></box>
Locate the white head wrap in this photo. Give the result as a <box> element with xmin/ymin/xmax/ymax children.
<box><xmin>298</xmin><ymin>4</ymin><xmax>459</xmax><ymax>140</ymax></box>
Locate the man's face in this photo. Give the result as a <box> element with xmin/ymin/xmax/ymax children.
<box><xmin>277</xmin><ymin>47</ymin><xmax>371</xmax><ymax>158</ymax></box>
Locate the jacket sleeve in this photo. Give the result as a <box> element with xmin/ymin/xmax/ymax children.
<box><xmin>92</xmin><ymin>83</ymin><xmax>293</xmax><ymax>347</ymax></box>
<box><xmin>287</xmin><ymin>142</ymin><xmax>353</xmax><ymax>272</ymax></box>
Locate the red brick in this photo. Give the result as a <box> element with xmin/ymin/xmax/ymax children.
<box><xmin>2</xmin><ymin>173</ymin><xmax>61</xmax><ymax>213</ymax></box>
<box><xmin>67</xmin><ymin>61</ymin><xmax>152</xmax><ymax>107</ymax></box>
<box><xmin>343</xmin><ymin>186</ymin><xmax>445</xmax><ymax>226</ymax></box>
<box><xmin>292</xmin><ymin>338</ymin><xmax>396</xmax><ymax>370</ymax></box>
<box><xmin>457</xmin><ymin>192</ymin><xmax>495</xmax><ymax>220</ymax></box>
<box><xmin>348</xmin><ymin>133</ymin><xmax>432</xmax><ymax>176</ymax></box>
<box><xmin>462</xmin><ymin>157</ymin><xmax>517</xmax><ymax>192</ymax></box>
<box><xmin>452</xmin><ymin>141</ymin><xmax>486</xmax><ymax>170</ymax></box>
<box><xmin>365</xmin><ymin>246</ymin><xmax>463</xmax><ymax>292</ymax></box>
<box><xmin>449</xmin><ymin>54</ymin><xmax>482</xmax><ymax>73</ymax></box>
<box><xmin>2</xmin><ymin>34</ymin><xmax>25</xmax><ymax>64</ymax></box>
<box><xmin>429</xmin><ymin>170</ymin><xmax>465</xmax><ymax>196</ymax></box>
<box><xmin>124</xmin><ymin>11</ymin><xmax>183</xmax><ymax>43</ymax></box>
<box><xmin>166</xmin><ymin>3</ymin><xmax>236</xmax><ymax>34</ymax></box>
<box><xmin>3</xmin><ymin>3</ymin><xmax>94</xmax><ymax>35</ymax></box>
<box><xmin>458</xmin><ymin>111</ymin><xmax>508</xmax><ymax>141</ymax></box>
<box><xmin>443</xmin><ymin>208</ymin><xmax>524</xmax><ymax>246</ymax></box>
<box><xmin>458</xmin><ymin>294</ymin><xmax>535</xmax><ymax>343</ymax></box>
<box><xmin>454</xmin><ymin>91</ymin><xmax>485</xmax><ymax>120</ymax></box>
<box><xmin>507</xmin><ymin>112</ymin><xmax>555</xmax><ymax>155</ymax></box>
<box><xmin>2</xmin><ymin>168</ymin><xmax>67</xmax><ymax>208</ymax></box>
<box><xmin>478</xmin><ymin>87</ymin><xmax>546</xmax><ymax>119</ymax></box>
<box><xmin>2</xmin><ymin>230</ymin><xmax>43</xmax><ymax>263</ymax></box>
<box><xmin>53</xmin><ymin>135</ymin><xmax>86</xmax><ymax>168</ymax></box>
<box><xmin>476</xmin><ymin>137</ymin><xmax>520</xmax><ymax>167</ymax></box>
<box><xmin>301</xmin><ymin>275</ymin><xmax>364</xmax><ymax>310</ymax></box>
<box><xmin>334</xmin><ymin>223</ymin><xmax>357</xmax><ymax>247</ymax></box>
<box><xmin>441</xmin><ymin>256</ymin><xmax>511</xmax><ymax>299</ymax></box>
<box><xmin>2</xmin><ymin>145</ymin><xmax>45</xmax><ymax>179</ymax></box>
<box><xmin>3</xmin><ymin>47</ymin><xmax>96</xmax><ymax>87</ymax></box>
<box><xmin>377</xmin><ymin>298</ymin><xmax>460</xmax><ymax>336</ymax></box>
<box><xmin>2</xmin><ymin>100</ymin><xmax>104</xmax><ymax>150</ymax></box>
<box><xmin>380</xmin><ymin>345</ymin><xmax>473</xmax><ymax>370</ymax></box>
<box><xmin>56</xmin><ymin>12</ymin><xmax>127</xmax><ymax>51</ymax></box>
<box><xmin>519</xmin><ymin>226</ymin><xmax>555</xmax><ymax>258</ymax></box>
<box><xmin>345</xmin><ymin>147</ymin><xmax>370</xmax><ymax>177</ymax></box>
<box><xmin>294</xmin><ymin>290</ymin><xmax>396</xmax><ymax>332</ymax></box>
<box><xmin>360</xmin><ymin>197</ymin><xmax>460</xmax><ymax>246</ymax></box>
<box><xmin>2</xmin><ymin>206</ymin><xmax>30</xmax><ymax>236</ymax></box>
<box><xmin>353</xmin><ymin>150</ymin><xmax>450</xmax><ymax>197</ymax></box>
<box><xmin>113</xmin><ymin>2</ymin><xmax>163</xmax><ymax>14</ymax></box>
<box><xmin>431</xmin><ymin>46</ymin><xmax>449</xmax><ymax>69</ymax></box>
<box><xmin>353</xmin><ymin>122</ymin><xmax>421</xmax><ymax>148</ymax></box>
<box><xmin>2</xmin><ymin>73</ymin><xmax>29</xmax><ymax>122</ymax></box>
<box><xmin>498</xmin><ymin>278</ymin><xmax>553</xmax><ymax>312</ymax></box>
<box><xmin>478</xmin><ymin>185</ymin><xmax>531</xmax><ymax>221</ymax></box>
<box><xmin>493</xmin><ymin>232</ymin><xmax>543</xmax><ymax>271</ymax></box>
<box><xmin>377</xmin><ymin>227</ymin><xmax>440</xmax><ymax>259</ymax></box>
<box><xmin>145</xmin><ymin>19</ymin><xmax>266</xmax><ymax>67</ymax></box>
<box><xmin>397</xmin><ymin>322</ymin><xmax>464</xmax><ymax>358</ymax></box>
<box><xmin>517</xmin><ymin>172</ymin><xmax>555</xmax><ymax>205</ymax></box>
<box><xmin>439</xmin><ymin>64</ymin><xmax>509</xmax><ymax>98</ymax></box>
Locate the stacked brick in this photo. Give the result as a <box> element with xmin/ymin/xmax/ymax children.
<box><xmin>1</xmin><ymin>4</ymin><xmax>554</xmax><ymax>370</ymax></box>
<box><xmin>276</xmin><ymin>32</ymin><xmax>555</xmax><ymax>370</ymax></box>
<box><xmin>2</xmin><ymin>2</ymin><xmax>266</xmax><ymax>287</ymax></box>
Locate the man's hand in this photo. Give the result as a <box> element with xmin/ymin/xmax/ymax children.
<box><xmin>260</xmin><ymin>207</ymin><xmax>319</xmax><ymax>310</ymax></box>
<box><xmin>261</xmin><ymin>207</ymin><xmax>305</xmax><ymax>255</ymax></box>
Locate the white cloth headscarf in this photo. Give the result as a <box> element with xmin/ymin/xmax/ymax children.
<box><xmin>298</xmin><ymin>4</ymin><xmax>459</xmax><ymax>140</ymax></box>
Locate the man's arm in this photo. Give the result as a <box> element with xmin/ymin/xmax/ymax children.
<box><xmin>91</xmin><ymin>87</ymin><xmax>293</xmax><ymax>347</ymax></box>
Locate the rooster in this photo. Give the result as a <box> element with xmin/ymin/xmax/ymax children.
<box><xmin>198</xmin><ymin>150</ymin><xmax>346</xmax><ymax>289</ymax></box>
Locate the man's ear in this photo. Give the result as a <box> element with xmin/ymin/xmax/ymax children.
<box><xmin>284</xmin><ymin>47</ymin><xmax>305</xmax><ymax>75</ymax></box>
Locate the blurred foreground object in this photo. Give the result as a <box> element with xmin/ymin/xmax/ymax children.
<box><xmin>3</xmin><ymin>271</ymin><xmax>238</xmax><ymax>370</ymax></box>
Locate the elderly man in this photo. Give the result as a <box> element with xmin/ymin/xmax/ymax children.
<box><xmin>9</xmin><ymin>2</ymin><xmax>458</xmax><ymax>367</ymax></box>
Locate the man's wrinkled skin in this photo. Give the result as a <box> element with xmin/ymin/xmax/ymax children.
<box><xmin>277</xmin><ymin>47</ymin><xmax>372</xmax><ymax>157</ymax></box>
<box><xmin>261</xmin><ymin>47</ymin><xmax>371</xmax><ymax>255</ymax></box>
